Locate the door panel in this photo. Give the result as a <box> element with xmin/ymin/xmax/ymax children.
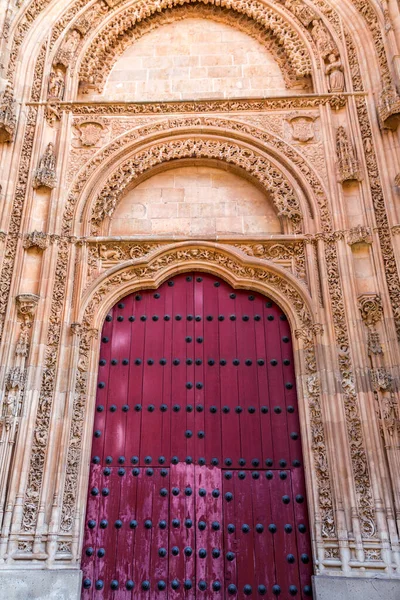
<box><xmin>81</xmin><ymin>273</ymin><xmax>313</xmax><ymax>598</ymax></box>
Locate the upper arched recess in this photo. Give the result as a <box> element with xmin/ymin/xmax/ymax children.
<box><xmin>73</xmin><ymin>0</ymin><xmax>314</xmax><ymax>95</ymax></box>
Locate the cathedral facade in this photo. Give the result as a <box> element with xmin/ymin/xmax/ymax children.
<box><xmin>0</xmin><ymin>0</ymin><xmax>400</xmax><ymax>598</ymax></box>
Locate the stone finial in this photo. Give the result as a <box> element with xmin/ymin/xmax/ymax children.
<box><xmin>336</xmin><ymin>126</ymin><xmax>361</xmax><ymax>183</ymax></box>
<box><xmin>358</xmin><ymin>294</ymin><xmax>383</xmax><ymax>328</ymax></box>
<box><xmin>347</xmin><ymin>225</ymin><xmax>372</xmax><ymax>247</ymax></box>
<box><xmin>32</xmin><ymin>143</ymin><xmax>57</xmax><ymax>190</ymax></box>
<box><xmin>378</xmin><ymin>82</ymin><xmax>400</xmax><ymax>130</ymax></box>
<box><xmin>0</xmin><ymin>83</ymin><xmax>16</xmax><ymax>143</ymax></box>
<box><xmin>23</xmin><ymin>231</ymin><xmax>49</xmax><ymax>251</ymax></box>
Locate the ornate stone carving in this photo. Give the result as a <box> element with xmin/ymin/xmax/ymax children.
<box><xmin>325</xmin><ymin>53</ymin><xmax>345</xmax><ymax>93</ymax></box>
<box><xmin>233</xmin><ymin>241</ymin><xmax>307</xmax><ymax>284</ymax></box>
<box><xmin>32</xmin><ymin>143</ymin><xmax>57</xmax><ymax>190</ymax></box>
<box><xmin>284</xmin><ymin>0</ymin><xmax>316</xmax><ymax>26</ymax></box>
<box><xmin>91</xmin><ymin>138</ymin><xmax>302</xmax><ymax>235</ymax></box>
<box><xmin>356</xmin><ymin>96</ymin><xmax>400</xmax><ymax>341</ymax></box>
<box><xmin>358</xmin><ymin>294</ymin><xmax>383</xmax><ymax>328</ymax></box>
<box><xmin>367</xmin><ymin>331</ymin><xmax>383</xmax><ymax>356</ymax></box>
<box><xmin>336</xmin><ymin>126</ymin><xmax>361</xmax><ymax>183</ymax></box>
<box><xmin>347</xmin><ymin>225</ymin><xmax>372</xmax><ymax>247</ymax></box>
<box><xmin>75</xmin><ymin>121</ymin><xmax>105</xmax><ymax>147</ymax></box>
<box><xmin>78</xmin><ymin>0</ymin><xmax>312</xmax><ymax>93</ymax></box>
<box><xmin>378</xmin><ymin>83</ymin><xmax>400</xmax><ymax>130</ymax></box>
<box><xmin>22</xmin><ymin>240</ymin><xmax>68</xmax><ymax>532</ymax></box>
<box><xmin>288</xmin><ymin>115</ymin><xmax>315</xmax><ymax>142</ymax></box>
<box><xmin>54</xmin><ymin>29</ymin><xmax>81</xmax><ymax>68</ymax></box>
<box><xmin>15</xmin><ymin>294</ymin><xmax>39</xmax><ymax>357</ymax></box>
<box><xmin>370</xmin><ymin>368</ymin><xmax>392</xmax><ymax>393</ymax></box>
<box><xmin>48</xmin><ymin>69</ymin><xmax>65</xmax><ymax>101</ymax></box>
<box><xmin>310</xmin><ymin>19</ymin><xmax>336</xmax><ymax>59</ymax></box>
<box><xmin>0</xmin><ymin>84</ymin><xmax>16</xmax><ymax>143</ymax></box>
<box><xmin>395</xmin><ymin>173</ymin><xmax>400</xmax><ymax>187</ymax></box>
<box><xmin>23</xmin><ymin>231</ymin><xmax>50</xmax><ymax>251</ymax></box>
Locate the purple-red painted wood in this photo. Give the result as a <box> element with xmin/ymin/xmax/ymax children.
<box><xmin>82</xmin><ymin>273</ymin><xmax>314</xmax><ymax>598</ymax></box>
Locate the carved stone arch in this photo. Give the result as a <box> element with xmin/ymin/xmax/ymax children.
<box><xmin>75</xmin><ymin>0</ymin><xmax>314</xmax><ymax>95</ymax></box>
<box><xmin>87</xmin><ymin>136</ymin><xmax>305</xmax><ymax>236</ymax></box>
<box><xmin>60</xmin><ymin>241</ymin><xmax>335</xmax><ymax>554</ymax></box>
<box><xmin>69</xmin><ymin>119</ymin><xmax>331</xmax><ymax>238</ymax></box>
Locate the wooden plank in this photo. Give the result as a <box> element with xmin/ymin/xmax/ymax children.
<box><xmin>194</xmin><ymin>276</ymin><xmax>206</xmax><ymax>464</ymax></box>
<box><xmin>134</xmin><ymin>468</ymin><xmax>154</xmax><ymax>599</ymax></box>
<box><xmin>125</xmin><ymin>292</ymin><xmax>145</xmax><ymax>468</ymax></box>
<box><xmin>170</xmin><ymin>276</ymin><xmax>188</xmax><ymax>463</ymax></box>
<box><xmin>251</xmin><ymin>470</ymin><xmax>275</xmax><ymax>595</ymax></box>
<box><xmin>263</xmin><ymin>300</ymin><xmax>289</xmax><ymax>467</ymax></box>
<box><xmin>236</xmin><ymin>291</ymin><xmax>262</xmax><ymax>467</ymax></box>
<box><xmin>218</xmin><ymin>281</ymin><xmax>240</xmax><ymax>466</ymax></box>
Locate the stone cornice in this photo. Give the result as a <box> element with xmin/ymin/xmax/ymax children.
<box><xmin>24</xmin><ymin>93</ymin><xmax>364</xmax><ymax>114</ymax></box>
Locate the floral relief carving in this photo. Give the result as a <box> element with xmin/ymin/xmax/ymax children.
<box><xmin>91</xmin><ymin>138</ymin><xmax>303</xmax><ymax>235</ymax></box>
<box><xmin>21</xmin><ymin>240</ymin><xmax>69</xmax><ymax>532</ymax></box>
<box><xmin>78</xmin><ymin>0</ymin><xmax>312</xmax><ymax>93</ymax></box>
<box><xmin>355</xmin><ymin>97</ymin><xmax>400</xmax><ymax>341</ymax></box>
<box><xmin>233</xmin><ymin>241</ymin><xmax>308</xmax><ymax>285</ymax></box>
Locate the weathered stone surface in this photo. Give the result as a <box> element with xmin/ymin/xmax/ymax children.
<box><xmin>0</xmin><ymin>570</ymin><xmax>82</xmax><ymax>600</ymax></box>
<box><xmin>313</xmin><ymin>576</ymin><xmax>400</xmax><ymax>600</ymax></box>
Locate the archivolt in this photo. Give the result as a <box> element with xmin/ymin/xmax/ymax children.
<box><xmin>89</xmin><ymin>135</ymin><xmax>303</xmax><ymax>235</ymax></box>
<box><xmin>77</xmin><ymin>0</ymin><xmax>313</xmax><ymax>93</ymax></box>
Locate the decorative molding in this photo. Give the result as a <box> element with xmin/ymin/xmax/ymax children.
<box><xmin>91</xmin><ymin>138</ymin><xmax>303</xmax><ymax>235</ymax></box>
<box><xmin>33</xmin><ymin>95</ymin><xmax>350</xmax><ymax>115</ymax></box>
<box><xmin>355</xmin><ymin>96</ymin><xmax>400</xmax><ymax>341</ymax></box>
<box><xmin>32</xmin><ymin>143</ymin><xmax>57</xmax><ymax>190</ymax></box>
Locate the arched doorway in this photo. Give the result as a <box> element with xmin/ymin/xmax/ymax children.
<box><xmin>81</xmin><ymin>272</ymin><xmax>313</xmax><ymax>598</ymax></box>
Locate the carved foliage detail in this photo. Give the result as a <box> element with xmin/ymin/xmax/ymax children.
<box><xmin>78</xmin><ymin>0</ymin><xmax>312</xmax><ymax>92</ymax></box>
<box><xmin>0</xmin><ymin>84</ymin><xmax>16</xmax><ymax>143</ymax></box>
<box><xmin>91</xmin><ymin>138</ymin><xmax>302</xmax><ymax>234</ymax></box>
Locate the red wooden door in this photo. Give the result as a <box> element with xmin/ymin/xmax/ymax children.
<box><xmin>81</xmin><ymin>273</ymin><xmax>313</xmax><ymax>598</ymax></box>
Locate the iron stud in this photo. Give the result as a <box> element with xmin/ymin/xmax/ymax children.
<box><xmin>244</xmin><ymin>585</ymin><xmax>252</xmax><ymax>595</ymax></box>
<box><xmin>110</xmin><ymin>580</ymin><xmax>119</xmax><ymax>590</ymax></box>
<box><xmin>126</xmin><ymin>581</ymin><xmax>134</xmax><ymax>591</ymax></box>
